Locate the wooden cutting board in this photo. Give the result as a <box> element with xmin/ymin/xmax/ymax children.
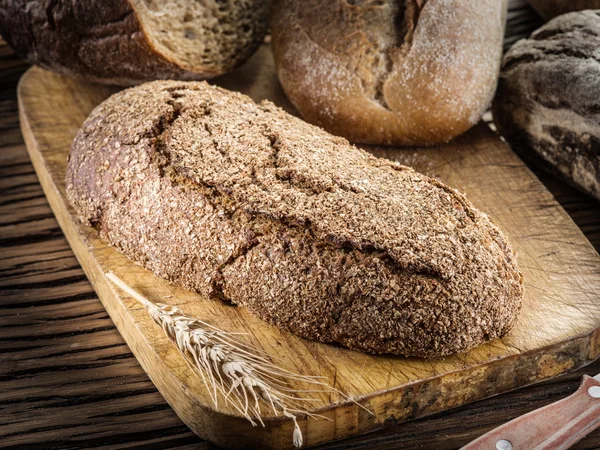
<box><xmin>17</xmin><ymin>44</ymin><xmax>600</xmax><ymax>450</ymax></box>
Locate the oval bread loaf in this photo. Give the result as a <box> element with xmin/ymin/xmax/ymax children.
<box><xmin>271</xmin><ymin>0</ymin><xmax>508</xmax><ymax>146</ymax></box>
<box><xmin>528</xmin><ymin>0</ymin><xmax>600</xmax><ymax>20</ymax></box>
<box><xmin>0</xmin><ymin>0</ymin><xmax>269</xmax><ymax>85</ymax></box>
<box><xmin>493</xmin><ymin>11</ymin><xmax>600</xmax><ymax>201</ymax></box>
<box><xmin>66</xmin><ymin>81</ymin><xmax>523</xmax><ymax>358</ymax></box>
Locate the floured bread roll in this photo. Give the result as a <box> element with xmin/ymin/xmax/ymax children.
<box><xmin>271</xmin><ymin>0</ymin><xmax>508</xmax><ymax>146</ymax></box>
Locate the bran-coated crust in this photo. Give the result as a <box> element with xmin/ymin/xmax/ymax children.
<box><xmin>66</xmin><ymin>80</ymin><xmax>523</xmax><ymax>358</ymax></box>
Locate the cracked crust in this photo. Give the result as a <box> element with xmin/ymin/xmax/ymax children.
<box><xmin>271</xmin><ymin>0</ymin><xmax>507</xmax><ymax>146</ymax></box>
<box><xmin>493</xmin><ymin>11</ymin><xmax>600</xmax><ymax>201</ymax></box>
<box><xmin>0</xmin><ymin>0</ymin><xmax>269</xmax><ymax>85</ymax></box>
<box><xmin>66</xmin><ymin>80</ymin><xmax>523</xmax><ymax>358</ymax></box>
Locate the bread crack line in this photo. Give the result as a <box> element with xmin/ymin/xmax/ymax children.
<box><xmin>144</xmin><ymin>87</ymin><xmax>450</xmax><ymax>291</ymax></box>
<box><xmin>373</xmin><ymin>0</ymin><xmax>427</xmax><ymax>109</ymax></box>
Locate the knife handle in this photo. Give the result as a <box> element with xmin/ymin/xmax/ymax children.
<box><xmin>461</xmin><ymin>375</ymin><xmax>600</xmax><ymax>450</ymax></box>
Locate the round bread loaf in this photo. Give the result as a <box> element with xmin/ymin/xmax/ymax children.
<box><xmin>270</xmin><ymin>0</ymin><xmax>508</xmax><ymax>146</ymax></box>
<box><xmin>493</xmin><ymin>11</ymin><xmax>600</xmax><ymax>201</ymax></box>
<box><xmin>66</xmin><ymin>80</ymin><xmax>523</xmax><ymax>358</ymax></box>
<box><xmin>528</xmin><ymin>0</ymin><xmax>600</xmax><ymax>20</ymax></box>
<box><xmin>0</xmin><ymin>0</ymin><xmax>269</xmax><ymax>85</ymax></box>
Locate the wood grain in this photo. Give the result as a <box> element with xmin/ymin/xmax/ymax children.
<box><xmin>14</xmin><ymin>36</ymin><xmax>600</xmax><ymax>449</ymax></box>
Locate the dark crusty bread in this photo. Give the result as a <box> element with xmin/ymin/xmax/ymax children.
<box><xmin>528</xmin><ymin>0</ymin><xmax>600</xmax><ymax>20</ymax></box>
<box><xmin>66</xmin><ymin>81</ymin><xmax>523</xmax><ymax>358</ymax></box>
<box><xmin>271</xmin><ymin>0</ymin><xmax>508</xmax><ymax>146</ymax></box>
<box><xmin>493</xmin><ymin>11</ymin><xmax>600</xmax><ymax>201</ymax></box>
<box><xmin>0</xmin><ymin>0</ymin><xmax>269</xmax><ymax>85</ymax></box>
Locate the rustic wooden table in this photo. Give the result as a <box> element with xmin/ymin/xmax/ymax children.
<box><xmin>1</xmin><ymin>38</ymin><xmax>600</xmax><ymax>449</ymax></box>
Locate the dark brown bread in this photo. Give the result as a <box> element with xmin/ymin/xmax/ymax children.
<box><xmin>528</xmin><ymin>0</ymin><xmax>600</xmax><ymax>20</ymax></box>
<box><xmin>66</xmin><ymin>81</ymin><xmax>523</xmax><ymax>358</ymax></box>
<box><xmin>271</xmin><ymin>0</ymin><xmax>507</xmax><ymax>146</ymax></box>
<box><xmin>493</xmin><ymin>11</ymin><xmax>600</xmax><ymax>201</ymax></box>
<box><xmin>0</xmin><ymin>0</ymin><xmax>269</xmax><ymax>85</ymax></box>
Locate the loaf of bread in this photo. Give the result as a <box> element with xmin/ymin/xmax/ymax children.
<box><xmin>528</xmin><ymin>0</ymin><xmax>600</xmax><ymax>20</ymax></box>
<box><xmin>66</xmin><ymin>81</ymin><xmax>523</xmax><ymax>358</ymax></box>
<box><xmin>0</xmin><ymin>0</ymin><xmax>269</xmax><ymax>85</ymax></box>
<box><xmin>493</xmin><ymin>11</ymin><xmax>600</xmax><ymax>201</ymax></box>
<box><xmin>271</xmin><ymin>0</ymin><xmax>508</xmax><ymax>146</ymax></box>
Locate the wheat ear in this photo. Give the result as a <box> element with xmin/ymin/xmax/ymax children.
<box><xmin>106</xmin><ymin>272</ymin><xmax>370</xmax><ymax>448</ymax></box>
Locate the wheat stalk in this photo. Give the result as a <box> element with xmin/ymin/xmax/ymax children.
<box><xmin>106</xmin><ymin>272</ymin><xmax>369</xmax><ymax>448</ymax></box>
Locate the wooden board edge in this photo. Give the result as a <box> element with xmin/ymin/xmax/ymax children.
<box><xmin>16</xmin><ymin>67</ymin><xmax>600</xmax><ymax>449</ymax></box>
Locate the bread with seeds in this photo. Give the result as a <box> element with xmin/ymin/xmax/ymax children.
<box><xmin>66</xmin><ymin>80</ymin><xmax>523</xmax><ymax>358</ymax></box>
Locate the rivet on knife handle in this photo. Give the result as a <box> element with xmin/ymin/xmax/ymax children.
<box><xmin>461</xmin><ymin>374</ymin><xmax>600</xmax><ymax>450</ymax></box>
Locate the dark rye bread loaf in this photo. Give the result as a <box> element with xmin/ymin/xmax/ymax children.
<box><xmin>493</xmin><ymin>11</ymin><xmax>600</xmax><ymax>201</ymax></box>
<box><xmin>0</xmin><ymin>0</ymin><xmax>269</xmax><ymax>85</ymax></box>
<box><xmin>66</xmin><ymin>81</ymin><xmax>523</xmax><ymax>358</ymax></box>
